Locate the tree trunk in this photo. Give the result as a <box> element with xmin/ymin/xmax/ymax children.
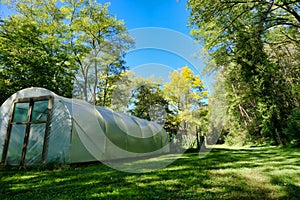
<box><xmin>196</xmin><ymin>126</ymin><xmax>200</xmax><ymax>150</ymax></box>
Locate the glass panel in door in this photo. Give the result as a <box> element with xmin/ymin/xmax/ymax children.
<box><xmin>12</xmin><ymin>102</ymin><xmax>29</xmax><ymax>122</ymax></box>
<box><xmin>25</xmin><ymin>123</ymin><xmax>46</xmax><ymax>165</ymax></box>
<box><xmin>6</xmin><ymin>125</ymin><xmax>26</xmax><ymax>165</ymax></box>
<box><xmin>31</xmin><ymin>100</ymin><xmax>48</xmax><ymax>122</ymax></box>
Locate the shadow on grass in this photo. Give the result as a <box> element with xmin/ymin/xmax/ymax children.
<box><xmin>0</xmin><ymin>146</ymin><xmax>299</xmax><ymax>200</ymax></box>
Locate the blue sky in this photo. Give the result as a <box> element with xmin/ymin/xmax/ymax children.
<box><xmin>0</xmin><ymin>0</ymin><xmax>213</xmax><ymax>92</ymax></box>
<box><xmin>99</xmin><ymin>0</ymin><xmax>190</xmax><ymax>33</ymax></box>
<box><xmin>97</xmin><ymin>0</ymin><xmax>212</xmax><ymax>91</ymax></box>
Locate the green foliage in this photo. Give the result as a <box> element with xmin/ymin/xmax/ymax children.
<box><xmin>206</xmin><ymin>74</ymin><xmax>227</xmax><ymax>144</ymax></box>
<box><xmin>163</xmin><ymin>66</ymin><xmax>208</xmax><ymax>135</ymax></box>
<box><xmin>129</xmin><ymin>83</ymin><xmax>165</xmax><ymax>121</ymax></box>
<box><xmin>284</xmin><ymin>108</ymin><xmax>300</xmax><ymax>147</ymax></box>
<box><xmin>188</xmin><ymin>0</ymin><xmax>300</xmax><ymax>146</ymax></box>
<box><xmin>68</xmin><ymin>1</ymin><xmax>133</xmax><ymax>103</ymax></box>
<box><xmin>225</xmin><ymin>118</ymin><xmax>250</xmax><ymax>146</ymax></box>
<box><xmin>96</xmin><ymin>60</ymin><xmax>128</xmax><ymax>107</ymax></box>
<box><xmin>125</xmin><ymin>68</ymin><xmax>209</xmax><ymax>140</ymax></box>
<box><xmin>0</xmin><ymin>14</ymin><xmax>75</xmax><ymax>101</ymax></box>
<box><xmin>124</xmin><ymin>75</ymin><xmax>177</xmax><ymax>135</ymax></box>
<box><xmin>107</xmin><ymin>70</ymin><xmax>135</xmax><ymax>112</ymax></box>
<box><xmin>0</xmin><ymin>0</ymin><xmax>133</xmax><ymax>105</ymax></box>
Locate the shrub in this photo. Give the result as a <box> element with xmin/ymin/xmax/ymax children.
<box><xmin>284</xmin><ymin>108</ymin><xmax>300</xmax><ymax>147</ymax></box>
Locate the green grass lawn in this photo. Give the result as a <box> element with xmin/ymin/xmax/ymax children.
<box><xmin>0</xmin><ymin>146</ymin><xmax>299</xmax><ymax>200</ymax></box>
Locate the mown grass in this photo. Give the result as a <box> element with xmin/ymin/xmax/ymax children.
<box><xmin>0</xmin><ymin>146</ymin><xmax>299</xmax><ymax>200</ymax></box>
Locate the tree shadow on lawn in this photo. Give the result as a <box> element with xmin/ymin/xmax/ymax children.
<box><xmin>197</xmin><ymin>147</ymin><xmax>300</xmax><ymax>169</ymax></box>
<box><xmin>270</xmin><ymin>176</ymin><xmax>300</xmax><ymax>200</ymax></box>
<box><xmin>0</xmin><ymin>146</ymin><xmax>299</xmax><ymax>200</ymax></box>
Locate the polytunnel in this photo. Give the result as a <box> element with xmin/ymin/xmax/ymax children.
<box><xmin>0</xmin><ymin>87</ymin><xmax>169</xmax><ymax>166</ymax></box>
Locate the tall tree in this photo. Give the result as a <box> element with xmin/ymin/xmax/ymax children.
<box><xmin>0</xmin><ymin>11</ymin><xmax>75</xmax><ymax>104</ymax></box>
<box><xmin>0</xmin><ymin>0</ymin><xmax>133</xmax><ymax>105</ymax></box>
<box><xmin>96</xmin><ymin>61</ymin><xmax>129</xmax><ymax>107</ymax></box>
<box><xmin>163</xmin><ymin>66</ymin><xmax>208</xmax><ymax>134</ymax></box>
<box><xmin>125</xmin><ymin>75</ymin><xmax>180</xmax><ymax>137</ymax></box>
<box><xmin>188</xmin><ymin>0</ymin><xmax>300</xmax><ymax>145</ymax></box>
<box><xmin>206</xmin><ymin>74</ymin><xmax>227</xmax><ymax>144</ymax></box>
<box><xmin>126</xmin><ymin>76</ymin><xmax>168</xmax><ymax>124</ymax></box>
<box><xmin>68</xmin><ymin>1</ymin><xmax>133</xmax><ymax>103</ymax></box>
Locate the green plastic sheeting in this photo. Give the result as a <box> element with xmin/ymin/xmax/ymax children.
<box><xmin>0</xmin><ymin>87</ymin><xmax>169</xmax><ymax>166</ymax></box>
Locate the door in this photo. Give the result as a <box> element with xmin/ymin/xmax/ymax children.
<box><xmin>1</xmin><ymin>96</ymin><xmax>52</xmax><ymax>165</ymax></box>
